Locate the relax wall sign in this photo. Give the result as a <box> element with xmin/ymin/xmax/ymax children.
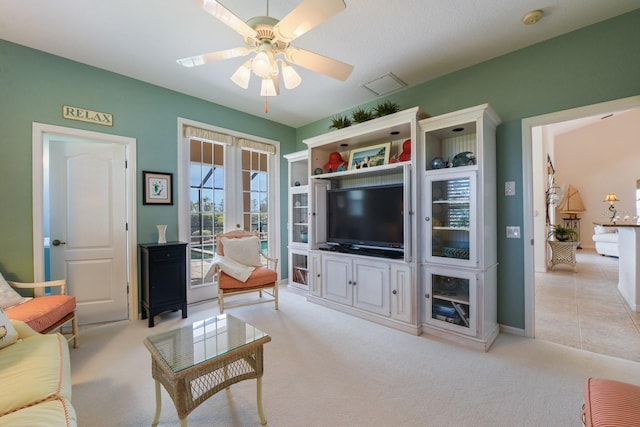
<box><xmin>62</xmin><ymin>105</ymin><xmax>113</xmax><ymax>126</ymax></box>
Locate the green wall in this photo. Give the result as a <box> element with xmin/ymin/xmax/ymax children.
<box><xmin>296</xmin><ymin>9</ymin><xmax>640</xmax><ymax>329</ymax></box>
<box><xmin>0</xmin><ymin>39</ymin><xmax>296</xmax><ymax>283</ymax></box>
<box><xmin>1</xmin><ymin>9</ymin><xmax>639</xmax><ymax>330</ymax></box>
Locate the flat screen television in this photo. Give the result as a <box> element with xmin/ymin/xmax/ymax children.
<box><xmin>327</xmin><ymin>184</ymin><xmax>404</xmax><ymax>252</ymax></box>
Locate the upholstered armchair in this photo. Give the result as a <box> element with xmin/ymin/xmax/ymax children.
<box><xmin>209</xmin><ymin>230</ymin><xmax>278</xmax><ymax>314</ymax></box>
<box><xmin>1</xmin><ymin>274</ymin><xmax>78</xmax><ymax>348</ymax></box>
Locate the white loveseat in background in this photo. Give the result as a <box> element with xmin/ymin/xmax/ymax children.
<box><xmin>592</xmin><ymin>225</ymin><xmax>619</xmax><ymax>257</ymax></box>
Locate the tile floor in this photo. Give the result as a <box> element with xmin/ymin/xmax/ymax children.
<box><xmin>535</xmin><ymin>247</ymin><xmax>640</xmax><ymax>362</ymax></box>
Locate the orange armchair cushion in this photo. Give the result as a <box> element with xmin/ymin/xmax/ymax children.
<box><xmin>5</xmin><ymin>296</ymin><xmax>76</xmax><ymax>333</ymax></box>
<box><xmin>219</xmin><ymin>267</ymin><xmax>277</xmax><ymax>291</ymax></box>
<box><xmin>582</xmin><ymin>377</ymin><xmax>640</xmax><ymax>426</ymax></box>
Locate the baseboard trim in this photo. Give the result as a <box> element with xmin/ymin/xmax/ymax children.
<box><xmin>306</xmin><ymin>295</ymin><xmax>421</xmax><ymax>335</ymax></box>
<box><xmin>499</xmin><ymin>324</ymin><xmax>526</xmax><ymax>336</ymax></box>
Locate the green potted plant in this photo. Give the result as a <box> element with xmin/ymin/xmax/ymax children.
<box><xmin>547</xmin><ymin>224</ymin><xmax>578</xmax><ymax>242</ymax></box>
<box><xmin>329</xmin><ymin>115</ymin><xmax>352</xmax><ymax>130</ymax></box>
<box><xmin>351</xmin><ymin>107</ymin><xmax>374</xmax><ymax>123</ymax></box>
<box><xmin>373</xmin><ymin>100</ymin><xmax>400</xmax><ymax>117</ymax></box>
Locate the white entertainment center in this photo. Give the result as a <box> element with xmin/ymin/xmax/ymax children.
<box><xmin>285</xmin><ymin>104</ymin><xmax>501</xmax><ymax>350</ymax></box>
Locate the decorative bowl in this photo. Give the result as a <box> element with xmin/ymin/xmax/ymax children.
<box><xmin>431</xmin><ymin>156</ymin><xmax>446</xmax><ymax>169</ymax></box>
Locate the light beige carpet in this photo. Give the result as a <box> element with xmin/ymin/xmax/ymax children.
<box><xmin>70</xmin><ymin>286</ymin><xmax>640</xmax><ymax>426</ymax></box>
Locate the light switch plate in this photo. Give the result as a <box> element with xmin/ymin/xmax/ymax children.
<box><xmin>505</xmin><ymin>181</ymin><xmax>516</xmax><ymax>196</ymax></box>
<box><xmin>506</xmin><ymin>226</ymin><xmax>520</xmax><ymax>238</ymax></box>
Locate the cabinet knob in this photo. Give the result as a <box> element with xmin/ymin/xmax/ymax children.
<box><xmin>425</xmin><ymin>293</ymin><xmax>430</xmax><ymax>299</ymax></box>
<box><xmin>392</xmin><ymin>289</ymin><xmax>397</xmax><ymax>295</ymax></box>
<box><xmin>425</xmin><ymin>216</ymin><xmax>431</xmax><ymax>222</ymax></box>
<box><xmin>348</xmin><ymin>280</ymin><xmax>352</xmax><ymax>285</ymax></box>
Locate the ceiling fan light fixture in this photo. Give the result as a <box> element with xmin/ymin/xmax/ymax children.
<box><xmin>260</xmin><ymin>76</ymin><xmax>279</xmax><ymax>97</ymax></box>
<box><xmin>281</xmin><ymin>62</ymin><xmax>302</xmax><ymax>89</ymax></box>
<box><xmin>252</xmin><ymin>51</ymin><xmax>272</xmax><ymax>78</ymax></box>
<box><xmin>230</xmin><ymin>60</ymin><xmax>251</xmax><ymax>89</ymax></box>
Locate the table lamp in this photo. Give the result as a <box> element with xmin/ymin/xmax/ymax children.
<box><xmin>604</xmin><ymin>193</ymin><xmax>619</xmax><ymax>223</ymax></box>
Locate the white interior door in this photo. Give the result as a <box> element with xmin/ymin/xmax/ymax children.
<box><xmin>49</xmin><ymin>140</ymin><xmax>129</xmax><ymax>324</ymax></box>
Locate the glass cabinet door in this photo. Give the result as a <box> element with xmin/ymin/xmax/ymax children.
<box><xmin>291</xmin><ymin>191</ymin><xmax>309</xmax><ymax>245</ymax></box>
<box><xmin>423</xmin><ymin>266</ymin><xmax>476</xmax><ymax>336</ymax></box>
<box><xmin>290</xmin><ymin>250</ymin><xmax>309</xmax><ymax>289</ymax></box>
<box><xmin>424</xmin><ymin>171</ymin><xmax>476</xmax><ymax>266</ymax></box>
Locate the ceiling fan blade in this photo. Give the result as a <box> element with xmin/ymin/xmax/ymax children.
<box><xmin>197</xmin><ymin>0</ymin><xmax>257</xmax><ymax>39</ymax></box>
<box><xmin>177</xmin><ymin>47</ymin><xmax>251</xmax><ymax>67</ymax></box>
<box><xmin>285</xmin><ymin>47</ymin><xmax>353</xmax><ymax>81</ymax></box>
<box><xmin>273</xmin><ymin>0</ymin><xmax>346</xmax><ymax>43</ymax></box>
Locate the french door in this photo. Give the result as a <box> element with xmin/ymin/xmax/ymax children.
<box><xmin>178</xmin><ymin>120</ymin><xmax>280</xmax><ymax>304</ymax></box>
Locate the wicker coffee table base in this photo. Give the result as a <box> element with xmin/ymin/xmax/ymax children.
<box><xmin>146</xmin><ymin>340</ymin><xmax>269</xmax><ymax>426</ymax></box>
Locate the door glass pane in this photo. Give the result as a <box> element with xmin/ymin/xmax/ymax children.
<box><xmin>190</xmin><ymin>139</ymin><xmax>224</xmax><ymax>286</ymax></box>
<box><xmin>242</xmin><ymin>149</ymin><xmax>270</xmax><ymax>258</ymax></box>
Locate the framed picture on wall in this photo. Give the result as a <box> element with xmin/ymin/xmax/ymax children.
<box><xmin>348</xmin><ymin>142</ymin><xmax>391</xmax><ymax>170</ymax></box>
<box><xmin>143</xmin><ymin>171</ymin><xmax>173</xmax><ymax>205</ymax></box>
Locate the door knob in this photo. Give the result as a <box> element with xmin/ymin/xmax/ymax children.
<box><xmin>51</xmin><ymin>239</ymin><xmax>66</xmax><ymax>246</ymax></box>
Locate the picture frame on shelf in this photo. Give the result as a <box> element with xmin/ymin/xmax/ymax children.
<box><xmin>143</xmin><ymin>171</ymin><xmax>173</xmax><ymax>205</ymax></box>
<box><xmin>348</xmin><ymin>142</ymin><xmax>391</xmax><ymax>170</ymax></box>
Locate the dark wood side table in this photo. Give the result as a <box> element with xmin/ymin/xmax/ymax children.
<box><xmin>140</xmin><ymin>242</ymin><xmax>188</xmax><ymax>327</ymax></box>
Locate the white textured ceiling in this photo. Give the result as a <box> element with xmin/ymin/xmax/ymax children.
<box><xmin>1</xmin><ymin>1</ymin><xmax>638</xmax><ymax>128</ymax></box>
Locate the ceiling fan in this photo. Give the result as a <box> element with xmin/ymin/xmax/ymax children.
<box><xmin>177</xmin><ymin>0</ymin><xmax>354</xmax><ymax>108</ymax></box>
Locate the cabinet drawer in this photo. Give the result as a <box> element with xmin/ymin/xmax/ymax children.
<box><xmin>149</xmin><ymin>247</ymin><xmax>184</xmax><ymax>263</ymax></box>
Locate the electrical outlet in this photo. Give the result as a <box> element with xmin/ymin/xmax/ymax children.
<box><xmin>506</xmin><ymin>226</ymin><xmax>520</xmax><ymax>238</ymax></box>
<box><xmin>505</xmin><ymin>181</ymin><xmax>516</xmax><ymax>196</ymax></box>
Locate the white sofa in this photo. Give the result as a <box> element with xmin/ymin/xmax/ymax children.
<box><xmin>592</xmin><ymin>226</ymin><xmax>619</xmax><ymax>257</ymax></box>
<box><xmin>0</xmin><ymin>319</ymin><xmax>76</xmax><ymax>426</ymax></box>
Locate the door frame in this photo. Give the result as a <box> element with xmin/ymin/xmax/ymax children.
<box><xmin>177</xmin><ymin>117</ymin><xmax>281</xmax><ymax>304</ymax></box>
<box><xmin>521</xmin><ymin>95</ymin><xmax>640</xmax><ymax>338</ymax></box>
<box><xmin>32</xmin><ymin>123</ymin><xmax>138</xmax><ymax>321</ymax></box>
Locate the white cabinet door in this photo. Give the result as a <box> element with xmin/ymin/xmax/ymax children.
<box><xmin>290</xmin><ymin>187</ymin><xmax>309</xmax><ymax>247</ymax></box>
<box><xmin>308</xmin><ymin>252</ymin><xmax>322</xmax><ymax>297</ymax></box>
<box><xmin>288</xmin><ymin>248</ymin><xmax>309</xmax><ymax>291</ymax></box>
<box><xmin>311</xmin><ymin>180</ymin><xmax>329</xmax><ymax>248</ymax></box>
<box><xmin>391</xmin><ymin>263</ymin><xmax>413</xmax><ymax>323</ymax></box>
<box><xmin>322</xmin><ymin>254</ymin><xmax>352</xmax><ymax>305</ymax></box>
<box><xmin>422</xmin><ymin>265</ymin><xmax>477</xmax><ymax>336</ymax></box>
<box><xmin>422</xmin><ymin>170</ymin><xmax>477</xmax><ymax>267</ymax></box>
<box><xmin>353</xmin><ymin>259</ymin><xmax>390</xmax><ymax>316</ymax></box>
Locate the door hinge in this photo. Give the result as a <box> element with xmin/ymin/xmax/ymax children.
<box><xmin>125</xmin><ymin>160</ymin><xmax>128</xmax><ymax>168</ymax></box>
<box><xmin>126</xmin><ymin>223</ymin><xmax>129</xmax><ymax>231</ymax></box>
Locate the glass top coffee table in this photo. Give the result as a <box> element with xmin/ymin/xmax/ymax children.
<box><xmin>143</xmin><ymin>313</ymin><xmax>271</xmax><ymax>426</ymax></box>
